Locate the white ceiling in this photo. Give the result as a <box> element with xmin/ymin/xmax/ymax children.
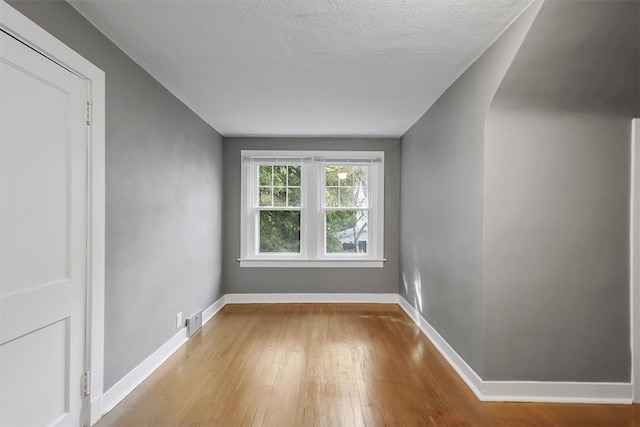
<box><xmin>68</xmin><ymin>0</ymin><xmax>532</xmax><ymax>137</ymax></box>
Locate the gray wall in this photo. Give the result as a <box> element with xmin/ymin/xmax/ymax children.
<box><xmin>401</xmin><ymin>0</ymin><xmax>638</xmax><ymax>382</ymax></box>
<box><xmin>9</xmin><ymin>0</ymin><xmax>225</xmax><ymax>390</ymax></box>
<box><xmin>223</xmin><ymin>137</ymin><xmax>400</xmax><ymax>294</ymax></box>
<box><xmin>399</xmin><ymin>2</ymin><xmax>543</xmax><ymax>376</ymax></box>
<box><xmin>483</xmin><ymin>0</ymin><xmax>639</xmax><ymax>382</ymax></box>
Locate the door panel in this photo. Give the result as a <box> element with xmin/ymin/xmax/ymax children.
<box><xmin>0</xmin><ymin>30</ymin><xmax>88</xmax><ymax>427</ymax></box>
<box><xmin>2</xmin><ymin>60</ymin><xmax>70</xmax><ymax>294</ymax></box>
<box><xmin>0</xmin><ymin>319</ymin><xmax>69</xmax><ymax>427</ymax></box>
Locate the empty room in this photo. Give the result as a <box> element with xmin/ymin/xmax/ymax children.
<box><xmin>1</xmin><ymin>0</ymin><xmax>639</xmax><ymax>426</ymax></box>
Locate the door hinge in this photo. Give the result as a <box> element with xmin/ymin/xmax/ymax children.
<box><xmin>86</xmin><ymin>102</ymin><xmax>92</xmax><ymax>126</ymax></box>
<box><xmin>83</xmin><ymin>371</ymin><xmax>91</xmax><ymax>398</ymax></box>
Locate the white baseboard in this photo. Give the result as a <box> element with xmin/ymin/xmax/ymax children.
<box><xmin>101</xmin><ymin>327</ymin><xmax>188</xmax><ymax>414</ymax></box>
<box><xmin>398</xmin><ymin>296</ymin><xmax>484</xmax><ymax>398</ymax></box>
<box><xmin>203</xmin><ymin>294</ymin><xmax>227</xmax><ymax>324</ymax></box>
<box><xmin>100</xmin><ymin>295</ymin><xmax>225</xmax><ymax>415</ymax></box>
<box><xmin>224</xmin><ymin>293</ymin><xmax>399</xmax><ymax>304</ymax></box>
<box><xmin>482</xmin><ymin>381</ymin><xmax>633</xmax><ymax>404</ymax></box>
<box><xmin>398</xmin><ymin>296</ymin><xmax>632</xmax><ymax>405</ymax></box>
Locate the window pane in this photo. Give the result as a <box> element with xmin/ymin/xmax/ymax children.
<box><xmin>288</xmin><ymin>188</ymin><xmax>301</xmax><ymax>207</ymax></box>
<box><xmin>338</xmin><ymin>187</ymin><xmax>355</xmax><ymax>206</ymax></box>
<box><xmin>273</xmin><ymin>187</ymin><xmax>287</xmax><ymax>206</ymax></box>
<box><xmin>354</xmin><ymin>185</ymin><xmax>368</xmax><ymax>208</ymax></box>
<box><xmin>258</xmin><ymin>165</ymin><xmax>302</xmax><ymax>207</ymax></box>
<box><xmin>259</xmin><ymin>187</ymin><xmax>272</xmax><ymax>206</ymax></box>
<box><xmin>257</xmin><ymin>164</ymin><xmax>301</xmax><ymax>208</ymax></box>
<box><xmin>353</xmin><ymin>166</ymin><xmax>368</xmax><ymax>187</ymax></box>
<box><xmin>325</xmin><ymin>166</ymin><xmax>339</xmax><ymax>186</ymax></box>
<box><xmin>273</xmin><ymin>165</ymin><xmax>287</xmax><ymax>186</ymax></box>
<box><xmin>337</xmin><ymin>166</ymin><xmax>352</xmax><ymax>186</ymax></box>
<box><xmin>288</xmin><ymin>166</ymin><xmax>301</xmax><ymax>186</ymax></box>
<box><xmin>325</xmin><ymin>165</ymin><xmax>368</xmax><ymax>208</ymax></box>
<box><xmin>260</xmin><ymin>211</ymin><xmax>301</xmax><ymax>253</ymax></box>
<box><xmin>326</xmin><ymin>210</ymin><xmax>368</xmax><ymax>253</ymax></box>
<box><xmin>259</xmin><ymin>165</ymin><xmax>272</xmax><ymax>186</ymax></box>
<box><xmin>325</xmin><ymin>187</ymin><xmax>339</xmax><ymax>207</ymax></box>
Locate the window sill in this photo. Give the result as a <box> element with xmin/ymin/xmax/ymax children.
<box><xmin>238</xmin><ymin>258</ymin><xmax>385</xmax><ymax>268</ymax></box>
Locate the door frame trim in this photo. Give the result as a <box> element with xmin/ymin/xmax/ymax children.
<box><xmin>0</xmin><ymin>2</ymin><xmax>106</xmax><ymax>424</ymax></box>
<box><xmin>632</xmin><ymin>118</ymin><xmax>639</xmax><ymax>402</ymax></box>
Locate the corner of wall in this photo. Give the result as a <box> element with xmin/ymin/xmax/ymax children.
<box><xmin>480</xmin><ymin>0</ymin><xmax>546</xmax><ymax>380</ymax></box>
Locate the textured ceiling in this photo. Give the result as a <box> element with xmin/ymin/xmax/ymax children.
<box><xmin>68</xmin><ymin>0</ymin><xmax>533</xmax><ymax>137</ymax></box>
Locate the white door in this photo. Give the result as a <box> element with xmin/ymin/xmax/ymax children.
<box><xmin>0</xmin><ymin>29</ymin><xmax>88</xmax><ymax>427</ymax></box>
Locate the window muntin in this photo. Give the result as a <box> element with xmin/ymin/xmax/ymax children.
<box><xmin>240</xmin><ymin>151</ymin><xmax>384</xmax><ymax>267</ymax></box>
<box><xmin>258</xmin><ymin>165</ymin><xmax>301</xmax><ymax>207</ymax></box>
<box><xmin>324</xmin><ymin>165</ymin><xmax>368</xmax><ymax>208</ymax></box>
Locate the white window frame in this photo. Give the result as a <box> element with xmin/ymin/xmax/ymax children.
<box><xmin>240</xmin><ymin>150</ymin><xmax>385</xmax><ymax>268</ymax></box>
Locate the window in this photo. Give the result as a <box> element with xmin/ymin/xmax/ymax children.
<box><xmin>257</xmin><ymin>164</ymin><xmax>302</xmax><ymax>253</ymax></box>
<box><xmin>240</xmin><ymin>150</ymin><xmax>384</xmax><ymax>267</ymax></box>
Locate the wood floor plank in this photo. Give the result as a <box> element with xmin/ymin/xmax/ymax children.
<box><xmin>96</xmin><ymin>304</ymin><xmax>640</xmax><ymax>426</ymax></box>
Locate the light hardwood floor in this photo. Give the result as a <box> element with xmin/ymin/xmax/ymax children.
<box><xmin>96</xmin><ymin>304</ymin><xmax>640</xmax><ymax>426</ymax></box>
